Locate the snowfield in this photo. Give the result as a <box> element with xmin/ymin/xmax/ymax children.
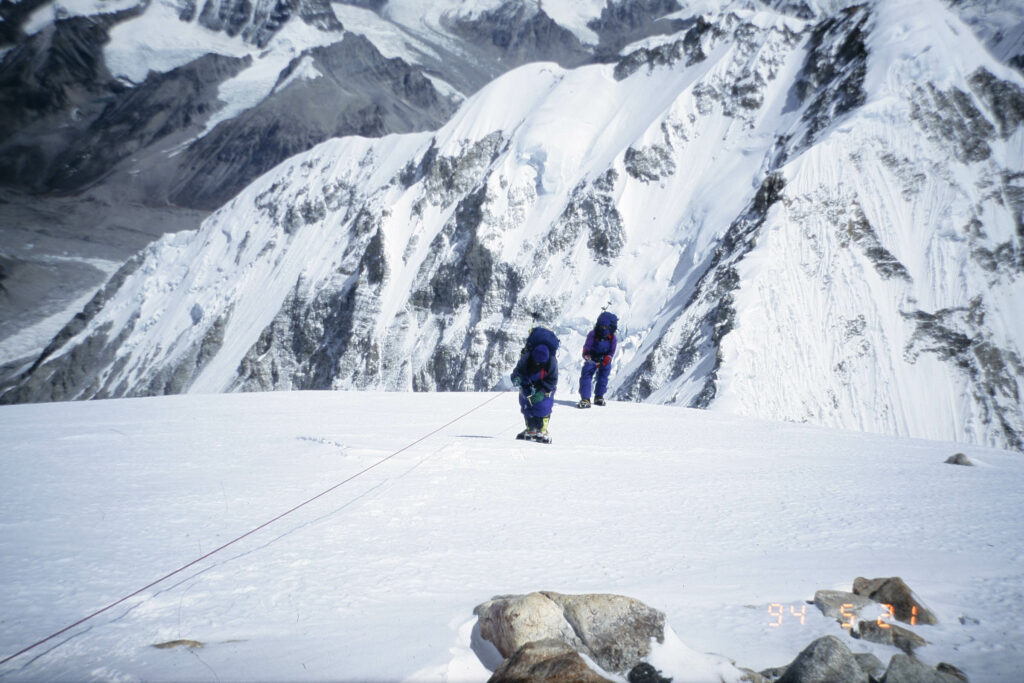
<box><xmin>1</xmin><ymin>391</ymin><xmax>1022</xmax><ymax>681</ymax></box>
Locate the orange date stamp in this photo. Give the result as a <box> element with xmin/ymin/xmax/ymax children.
<box><xmin>768</xmin><ymin>603</ymin><xmax>918</xmax><ymax>627</ymax></box>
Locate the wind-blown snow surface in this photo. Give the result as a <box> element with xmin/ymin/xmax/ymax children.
<box><xmin>0</xmin><ymin>392</ymin><xmax>1022</xmax><ymax>681</ymax></box>
<box><xmin>9</xmin><ymin>0</ymin><xmax>1022</xmax><ymax>453</ymax></box>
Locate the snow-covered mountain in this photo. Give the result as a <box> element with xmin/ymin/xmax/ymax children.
<box><xmin>1</xmin><ymin>0</ymin><xmax>1020</xmax><ymax>208</ymax></box>
<box><xmin>0</xmin><ymin>0</ymin><xmax>762</xmax><ymax>375</ymax></box>
<box><xmin>0</xmin><ymin>0</ymin><xmax>726</xmax><ymax>209</ymax></box>
<box><xmin>2</xmin><ymin>0</ymin><xmax>1023</xmax><ymax>453</ymax></box>
<box><xmin>1</xmin><ymin>391</ymin><xmax>1022</xmax><ymax>681</ymax></box>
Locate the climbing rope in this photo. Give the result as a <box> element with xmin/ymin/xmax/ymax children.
<box><xmin>0</xmin><ymin>391</ymin><xmax>506</xmax><ymax>668</ymax></box>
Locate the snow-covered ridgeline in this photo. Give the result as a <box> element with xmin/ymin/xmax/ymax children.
<box><xmin>4</xmin><ymin>1</ymin><xmax>1023</xmax><ymax>452</ymax></box>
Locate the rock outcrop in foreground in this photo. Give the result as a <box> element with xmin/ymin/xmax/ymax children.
<box><xmin>472</xmin><ymin>585</ymin><xmax>971</xmax><ymax>682</ymax></box>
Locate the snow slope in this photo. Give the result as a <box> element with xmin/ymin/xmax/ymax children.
<box><xmin>1</xmin><ymin>392</ymin><xmax>1022</xmax><ymax>681</ymax></box>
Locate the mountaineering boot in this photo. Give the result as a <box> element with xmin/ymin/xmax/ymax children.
<box><xmin>516</xmin><ymin>418</ymin><xmax>533</xmax><ymax>440</ymax></box>
<box><xmin>577</xmin><ymin>397</ymin><xmax>591</xmax><ymax>409</ymax></box>
<box><xmin>594</xmin><ymin>396</ymin><xmax>606</xmax><ymax>406</ymax></box>
<box><xmin>520</xmin><ymin>417</ymin><xmax>551</xmax><ymax>444</ymax></box>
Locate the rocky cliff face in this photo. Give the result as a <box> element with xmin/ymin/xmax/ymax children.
<box><xmin>165</xmin><ymin>33</ymin><xmax>458</xmax><ymax>209</ymax></box>
<box><xmin>184</xmin><ymin>0</ymin><xmax>342</xmax><ymax>47</ymax></box>
<box><xmin>0</xmin><ymin>12</ymin><xmax>455</xmax><ymax>207</ymax></box>
<box><xmin>1</xmin><ymin>0</ymin><xmax>716</xmax><ymax>210</ymax></box>
<box><xmin>4</xmin><ymin>0</ymin><xmax>1022</xmax><ymax>453</ymax></box>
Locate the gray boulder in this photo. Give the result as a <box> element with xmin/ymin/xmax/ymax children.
<box><xmin>935</xmin><ymin>663</ymin><xmax>970</xmax><ymax>682</ymax></box>
<box><xmin>880</xmin><ymin>654</ymin><xmax>970</xmax><ymax>682</ymax></box>
<box><xmin>489</xmin><ymin>638</ymin><xmax>611</xmax><ymax>683</ymax></box>
<box><xmin>761</xmin><ymin>651</ymin><xmax>884</xmax><ymax>682</ymax></box>
<box><xmin>853</xmin><ymin>577</ymin><xmax>938</xmax><ymax>625</ymax></box>
<box><xmin>853</xmin><ymin>652</ymin><xmax>885</xmax><ymax>679</ymax></box>
<box><xmin>776</xmin><ymin>635</ymin><xmax>869</xmax><ymax>683</ymax></box>
<box><xmin>944</xmin><ymin>453</ymin><xmax>974</xmax><ymax>466</ymax></box>
<box><xmin>855</xmin><ymin>620</ymin><xmax>927</xmax><ymax>655</ymax></box>
<box><xmin>813</xmin><ymin>589</ymin><xmax>875</xmax><ymax>626</ymax></box>
<box><xmin>474</xmin><ymin>591</ymin><xmax>666</xmax><ymax>675</ymax></box>
<box><xmin>475</xmin><ymin>592</ymin><xmax>582</xmax><ymax>659</ymax></box>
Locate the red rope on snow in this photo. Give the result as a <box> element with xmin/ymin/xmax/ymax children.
<box><xmin>0</xmin><ymin>391</ymin><xmax>506</xmax><ymax>667</ymax></box>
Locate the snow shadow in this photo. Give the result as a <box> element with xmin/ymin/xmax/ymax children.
<box><xmin>470</xmin><ymin>619</ymin><xmax>503</xmax><ymax>672</ymax></box>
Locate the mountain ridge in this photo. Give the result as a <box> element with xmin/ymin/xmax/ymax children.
<box><xmin>3</xmin><ymin>0</ymin><xmax>1022</xmax><ymax>453</ymax></box>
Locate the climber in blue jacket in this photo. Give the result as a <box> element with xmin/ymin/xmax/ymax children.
<box><xmin>578</xmin><ymin>311</ymin><xmax>618</xmax><ymax>408</ymax></box>
<box><xmin>511</xmin><ymin>326</ymin><xmax>559</xmax><ymax>442</ymax></box>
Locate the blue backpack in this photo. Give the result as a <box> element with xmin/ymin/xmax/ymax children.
<box><xmin>595</xmin><ymin>312</ymin><xmax>618</xmax><ymax>337</ymax></box>
<box><xmin>524</xmin><ymin>326</ymin><xmax>560</xmax><ymax>356</ymax></box>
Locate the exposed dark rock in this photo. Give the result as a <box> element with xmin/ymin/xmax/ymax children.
<box><xmin>10</xmin><ymin>249</ymin><xmax>143</xmax><ymax>382</ymax></box>
<box><xmin>589</xmin><ymin>0</ymin><xmax>688</xmax><ymax>55</ymax></box>
<box><xmin>411</xmin><ymin>185</ymin><xmax>491</xmax><ymax>313</ymax></box>
<box><xmin>614</xmin><ymin>17</ymin><xmax>713</xmax><ymax>80</ymax></box>
<box><xmin>740</xmin><ymin>667</ymin><xmax>768</xmax><ymax>682</ymax></box>
<box><xmin>489</xmin><ymin>638</ymin><xmax>612</xmax><ymax>682</ymax></box>
<box><xmin>236</xmin><ymin>232</ymin><xmax>387</xmax><ymax>392</ymax></box>
<box><xmin>0</xmin><ymin>306</ymin><xmax>139</xmax><ymax>403</ymax></box>
<box><xmin>196</xmin><ymin>0</ymin><xmax>342</xmax><ymax>48</ymax></box>
<box><xmin>765</xmin><ymin>651</ymin><xmax>884</xmax><ymax>682</ymax></box>
<box><xmin>967</xmin><ymin>68</ymin><xmax>1024</xmax><ymax>139</ymax></box>
<box><xmin>628</xmin><ymin>661</ymin><xmax>672</xmax><ymax>683</ymax></box>
<box><xmin>970</xmin><ymin>238</ymin><xmax>1024</xmax><ymax>277</ymax></box>
<box><xmin>420</xmin><ymin>131</ymin><xmax>507</xmax><ymax>206</ymax></box>
<box><xmin>332</xmin><ymin>0</ymin><xmax>386</xmax><ymax>10</ymax></box>
<box><xmin>791</xmin><ymin>5</ymin><xmax>869</xmax><ymax>149</ymax></box>
<box><xmin>551</xmin><ymin>172</ymin><xmax>625</xmax><ymax>267</ymax></box>
<box><xmin>759</xmin><ymin>1</ymin><xmax>819</xmax><ymax>20</ymax></box>
<box><xmin>935</xmin><ymin>663</ymin><xmax>969</xmax><ymax>682</ymax></box>
<box><xmin>852</xmin><ymin>577</ymin><xmax>938</xmax><ymax>626</ymax></box>
<box><xmin>0</xmin><ymin>0</ymin><xmax>50</xmax><ymax>45</ymax></box>
<box><xmin>944</xmin><ymin>452</ymin><xmax>974</xmax><ymax>466</ymax></box>
<box><xmin>0</xmin><ymin>13</ymin><xmax>134</xmax><ymax>188</ymax></box>
<box><xmin>853</xmin><ymin>619</ymin><xmax>927</xmax><ymax>656</ymax></box>
<box><xmin>169</xmin><ymin>34</ymin><xmax>456</xmax><ymax>209</ymax></box>
<box><xmin>448</xmin><ymin>1</ymin><xmax>592</xmax><ymax>72</ymax></box>
<box><xmin>853</xmin><ymin>652</ymin><xmax>885</xmax><ymax>680</ymax></box>
<box><xmin>909</xmin><ymin>82</ymin><xmax>996</xmax><ymax>163</ymax></box>
<box><xmin>45</xmin><ymin>53</ymin><xmax>252</xmax><ymax>194</ymax></box>
<box><xmin>142</xmin><ymin>307</ymin><xmax>232</xmax><ymax>396</ymax></box>
<box><xmin>837</xmin><ymin>202</ymin><xmax>912</xmax><ymax>281</ymax></box>
<box><xmin>776</xmin><ymin>635</ymin><xmax>868</xmax><ymax>683</ymax></box>
<box><xmin>902</xmin><ymin>303</ymin><xmax>1024</xmax><ymax>451</ymax></box>
<box><xmin>151</xmin><ymin>639</ymin><xmax>205</xmax><ymax>649</ymax></box>
<box><xmin>624</xmin><ymin>145</ymin><xmax>676</xmax><ymax>182</ymax></box>
<box><xmin>878</xmin><ymin>152</ymin><xmax>929</xmax><ymax>201</ymax></box>
<box><xmin>880</xmin><ymin>654</ymin><xmax>970</xmax><ymax>683</ymax></box>
<box><xmin>0</xmin><ymin>13</ymin><xmax>130</xmax><ymax>138</ymax></box>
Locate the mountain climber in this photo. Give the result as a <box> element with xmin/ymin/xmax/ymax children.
<box><xmin>578</xmin><ymin>311</ymin><xmax>618</xmax><ymax>408</ymax></box>
<box><xmin>511</xmin><ymin>326</ymin><xmax>559</xmax><ymax>443</ymax></box>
